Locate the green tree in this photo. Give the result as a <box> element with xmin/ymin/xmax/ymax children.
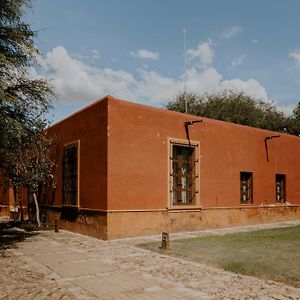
<box><xmin>4</xmin><ymin>130</ymin><xmax>56</xmax><ymax>226</ymax></box>
<box><xmin>285</xmin><ymin>102</ymin><xmax>300</xmax><ymax>136</ymax></box>
<box><xmin>166</xmin><ymin>90</ymin><xmax>288</xmax><ymax>133</ymax></box>
<box><xmin>0</xmin><ymin>0</ymin><xmax>55</xmax><ymax>225</ymax></box>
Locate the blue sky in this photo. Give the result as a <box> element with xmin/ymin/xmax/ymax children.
<box><xmin>26</xmin><ymin>0</ymin><xmax>300</xmax><ymax>123</ymax></box>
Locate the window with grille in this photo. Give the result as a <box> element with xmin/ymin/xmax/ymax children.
<box><xmin>240</xmin><ymin>172</ymin><xmax>253</xmax><ymax>204</ymax></box>
<box><xmin>276</xmin><ymin>174</ymin><xmax>286</xmax><ymax>203</ymax></box>
<box><xmin>62</xmin><ymin>143</ymin><xmax>78</xmax><ymax>206</ymax></box>
<box><xmin>170</xmin><ymin>143</ymin><xmax>198</xmax><ymax>206</ymax></box>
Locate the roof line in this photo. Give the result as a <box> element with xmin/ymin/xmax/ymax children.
<box><xmin>48</xmin><ymin>95</ymin><xmax>114</xmax><ymax>128</ymax></box>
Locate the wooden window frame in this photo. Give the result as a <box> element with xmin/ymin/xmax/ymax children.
<box><xmin>62</xmin><ymin>140</ymin><xmax>80</xmax><ymax>207</ymax></box>
<box><xmin>168</xmin><ymin>138</ymin><xmax>200</xmax><ymax>208</ymax></box>
<box><xmin>240</xmin><ymin>172</ymin><xmax>253</xmax><ymax>204</ymax></box>
<box><xmin>275</xmin><ymin>174</ymin><xmax>286</xmax><ymax>203</ymax></box>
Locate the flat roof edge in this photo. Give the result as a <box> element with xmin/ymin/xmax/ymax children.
<box><xmin>48</xmin><ymin>95</ymin><xmax>114</xmax><ymax>128</ymax></box>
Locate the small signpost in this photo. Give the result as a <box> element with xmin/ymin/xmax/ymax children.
<box><xmin>161</xmin><ymin>232</ymin><xmax>170</xmax><ymax>250</ymax></box>
<box><xmin>54</xmin><ymin>219</ymin><xmax>59</xmax><ymax>233</ymax></box>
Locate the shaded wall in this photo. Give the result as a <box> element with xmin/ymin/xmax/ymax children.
<box><xmin>0</xmin><ymin>172</ymin><xmax>13</xmax><ymax>217</ymax></box>
<box><xmin>43</xmin><ymin>98</ymin><xmax>108</xmax><ymax>210</ymax></box>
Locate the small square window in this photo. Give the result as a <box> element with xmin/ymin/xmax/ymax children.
<box><xmin>240</xmin><ymin>172</ymin><xmax>253</xmax><ymax>204</ymax></box>
<box><xmin>276</xmin><ymin>174</ymin><xmax>286</xmax><ymax>203</ymax></box>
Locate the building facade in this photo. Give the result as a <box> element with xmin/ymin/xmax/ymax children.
<box><xmin>38</xmin><ymin>95</ymin><xmax>300</xmax><ymax>239</ymax></box>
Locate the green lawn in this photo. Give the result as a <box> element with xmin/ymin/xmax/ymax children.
<box><xmin>139</xmin><ymin>225</ymin><xmax>300</xmax><ymax>287</ymax></box>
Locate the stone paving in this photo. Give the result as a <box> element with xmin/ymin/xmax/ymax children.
<box><xmin>0</xmin><ymin>220</ymin><xmax>300</xmax><ymax>299</ymax></box>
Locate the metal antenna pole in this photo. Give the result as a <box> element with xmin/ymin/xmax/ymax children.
<box><xmin>183</xmin><ymin>28</ymin><xmax>187</xmax><ymax>113</ymax></box>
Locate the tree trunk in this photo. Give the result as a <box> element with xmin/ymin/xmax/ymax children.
<box><xmin>33</xmin><ymin>193</ymin><xmax>41</xmax><ymax>227</ymax></box>
<box><xmin>19</xmin><ymin>199</ymin><xmax>24</xmax><ymax>223</ymax></box>
<box><xmin>12</xmin><ymin>186</ymin><xmax>18</xmax><ymax>221</ymax></box>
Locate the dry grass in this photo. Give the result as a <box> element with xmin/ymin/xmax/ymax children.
<box><xmin>139</xmin><ymin>225</ymin><xmax>300</xmax><ymax>287</ymax></box>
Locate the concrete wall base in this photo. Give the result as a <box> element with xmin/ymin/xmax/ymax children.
<box><xmin>43</xmin><ymin>209</ymin><xmax>108</xmax><ymax>239</ymax></box>
<box><xmin>43</xmin><ymin>206</ymin><xmax>300</xmax><ymax>240</ymax></box>
<box><xmin>107</xmin><ymin>206</ymin><xmax>300</xmax><ymax>239</ymax></box>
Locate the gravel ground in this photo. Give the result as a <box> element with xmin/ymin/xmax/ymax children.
<box><xmin>0</xmin><ymin>250</ymin><xmax>75</xmax><ymax>300</ymax></box>
<box><xmin>0</xmin><ymin>221</ymin><xmax>300</xmax><ymax>299</ymax></box>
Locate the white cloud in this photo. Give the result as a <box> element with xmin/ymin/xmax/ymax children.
<box><xmin>221</xmin><ymin>78</ymin><xmax>268</xmax><ymax>99</ymax></box>
<box><xmin>289</xmin><ymin>50</ymin><xmax>300</xmax><ymax>68</ymax></box>
<box><xmin>186</xmin><ymin>41</ymin><xmax>214</xmax><ymax>65</ymax></box>
<box><xmin>134</xmin><ymin>68</ymin><xmax>178</xmax><ymax>101</ymax></box>
<box><xmin>185</xmin><ymin>67</ymin><xmax>222</xmax><ymax>93</ymax></box>
<box><xmin>222</xmin><ymin>26</ymin><xmax>243</xmax><ymax>39</ymax></box>
<box><xmin>130</xmin><ymin>49</ymin><xmax>160</xmax><ymax>60</ymax></box>
<box><xmin>37</xmin><ymin>46</ymin><xmax>136</xmax><ymax>103</ymax></box>
<box><xmin>231</xmin><ymin>55</ymin><xmax>246</xmax><ymax>68</ymax></box>
<box><xmin>277</xmin><ymin>104</ymin><xmax>294</xmax><ymax>116</ymax></box>
<box><xmin>35</xmin><ymin>46</ymin><xmax>268</xmax><ymax>105</ymax></box>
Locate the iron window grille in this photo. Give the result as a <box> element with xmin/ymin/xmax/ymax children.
<box><xmin>170</xmin><ymin>144</ymin><xmax>198</xmax><ymax>205</ymax></box>
<box><xmin>62</xmin><ymin>144</ymin><xmax>78</xmax><ymax>206</ymax></box>
<box><xmin>240</xmin><ymin>172</ymin><xmax>253</xmax><ymax>204</ymax></box>
<box><xmin>275</xmin><ymin>174</ymin><xmax>286</xmax><ymax>203</ymax></box>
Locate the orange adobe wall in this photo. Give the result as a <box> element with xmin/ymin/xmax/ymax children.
<box><xmin>42</xmin><ymin>98</ymin><xmax>108</xmax><ymax>210</ymax></box>
<box><xmin>0</xmin><ymin>172</ymin><xmax>28</xmax><ymax>219</ymax></box>
<box><xmin>105</xmin><ymin>96</ymin><xmax>300</xmax><ymax>238</ymax></box>
<box><xmin>0</xmin><ymin>172</ymin><xmax>13</xmax><ymax>218</ymax></box>
<box><xmin>40</xmin><ymin>97</ymin><xmax>109</xmax><ymax>238</ymax></box>
<box><xmin>41</xmin><ymin>95</ymin><xmax>300</xmax><ymax>239</ymax></box>
<box><xmin>107</xmin><ymin>97</ymin><xmax>300</xmax><ymax>210</ymax></box>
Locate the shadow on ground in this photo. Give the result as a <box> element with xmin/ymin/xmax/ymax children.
<box><xmin>0</xmin><ymin>223</ymin><xmax>38</xmax><ymax>250</ymax></box>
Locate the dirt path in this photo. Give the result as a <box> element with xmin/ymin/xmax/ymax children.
<box><xmin>0</xmin><ymin>221</ymin><xmax>299</xmax><ymax>299</ymax></box>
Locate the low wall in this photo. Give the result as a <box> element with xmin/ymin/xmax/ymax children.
<box><xmin>0</xmin><ymin>205</ymin><xmax>10</xmax><ymax>218</ymax></box>
<box><xmin>43</xmin><ymin>208</ymin><xmax>108</xmax><ymax>239</ymax></box>
<box><xmin>107</xmin><ymin>206</ymin><xmax>300</xmax><ymax>239</ymax></box>
<box><xmin>0</xmin><ymin>205</ymin><xmax>28</xmax><ymax>220</ymax></box>
<box><xmin>42</xmin><ymin>205</ymin><xmax>300</xmax><ymax>240</ymax></box>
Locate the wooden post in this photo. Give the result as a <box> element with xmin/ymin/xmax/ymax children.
<box><xmin>161</xmin><ymin>232</ymin><xmax>170</xmax><ymax>249</ymax></box>
<box><xmin>54</xmin><ymin>219</ymin><xmax>59</xmax><ymax>233</ymax></box>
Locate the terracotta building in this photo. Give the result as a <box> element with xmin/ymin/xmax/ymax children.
<box><xmin>23</xmin><ymin>96</ymin><xmax>300</xmax><ymax>238</ymax></box>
